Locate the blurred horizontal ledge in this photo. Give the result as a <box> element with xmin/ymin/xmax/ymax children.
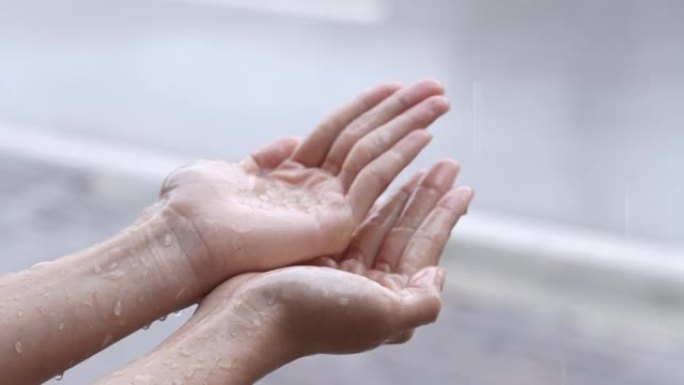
<box><xmin>446</xmin><ymin>212</ymin><xmax>684</xmax><ymax>345</ymax></box>
<box><xmin>165</xmin><ymin>0</ymin><xmax>390</xmax><ymax>25</ymax></box>
<box><xmin>0</xmin><ymin>123</ymin><xmax>191</xmax><ymax>180</ymax></box>
<box><xmin>451</xmin><ymin>210</ymin><xmax>684</xmax><ymax>282</ymax></box>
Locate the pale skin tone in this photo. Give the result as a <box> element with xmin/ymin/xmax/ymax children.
<box><xmin>0</xmin><ymin>80</ymin><xmax>473</xmax><ymax>384</ymax></box>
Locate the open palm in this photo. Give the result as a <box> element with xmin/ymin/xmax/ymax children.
<box><xmin>192</xmin><ymin>160</ymin><xmax>473</xmax><ymax>355</ymax></box>
<box><xmin>159</xmin><ymin>80</ymin><xmax>450</xmax><ymax>277</ymax></box>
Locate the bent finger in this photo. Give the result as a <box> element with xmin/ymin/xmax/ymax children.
<box><xmin>348</xmin><ymin>130</ymin><xmax>432</xmax><ymax>225</ymax></box>
<box><xmin>374</xmin><ymin>159</ymin><xmax>460</xmax><ymax>272</ymax></box>
<box><xmin>397</xmin><ymin>186</ymin><xmax>473</xmax><ymax>276</ymax></box>
<box><xmin>321</xmin><ymin>79</ymin><xmax>444</xmax><ymax>175</ymax></box>
<box><xmin>345</xmin><ymin>171</ymin><xmax>424</xmax><ymax>267</ymax></box>
<box><xmin>338</xmin><ymin>95</ymin><xmax>450</xmax><ymax>190</ymax></box>
<box><xmin>241</xmin><ymin>137</ymin><xmax>301</xmax><ymax>173</ymax></box>
<box><xmin>291</xmin><ymin>82</ymin><xmax>402</xmax><ymax>167</ymax></box>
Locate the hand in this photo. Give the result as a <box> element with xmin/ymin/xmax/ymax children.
<box><xmin>192</xmin><ymin>160</ymin><xmax>472</xmax><ymax>357</ymax></box>
<box><xmin>158</xmin><ymin>80</ymin><xmax>450</xmax><ymax>280</ymax></box>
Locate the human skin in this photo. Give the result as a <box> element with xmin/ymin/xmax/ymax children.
<box><xmin>95</xmin><ymin>161</ymin><xmax>473</xmax><ymax>385</ymax></box>
<box><xmin>0</xmin><ymin>80</ymin><xmax>454</xmax><ymax>384</ymax></box>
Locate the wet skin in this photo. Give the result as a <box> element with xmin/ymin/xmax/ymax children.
<box><xmin>97</xmin><ymin>161</ymin><xmax>472</xmax><ymax>385</ymax></box>
<box><xmin>0</xmin><ymin>80</ymin><xmax>472</xmax><ymax>384</ymax></box>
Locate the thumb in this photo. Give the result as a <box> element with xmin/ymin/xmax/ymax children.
<box><xmin>242</xmin><ymin>137</ymin><xmax>301</xmax><ymax>172</ymax></box>
<box><xmin>395</xmin><ymin>266</ymin><xmax>445</xmax><ymax>329</ymax></box>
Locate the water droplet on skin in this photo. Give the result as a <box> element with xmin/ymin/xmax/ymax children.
<box><xmin>14</xmin><ymin>341</ymin><xmax>23</xmax><ymax>354</ymax></box>
<box><xmin>218</xmin><ymin>360</ymin><xmax>233</xmax><ymax>371</ymax></box>
<box><xmin>175</xmin><ymin>287</ymin><xmax>186</xmax><ymax>299</ymax></box>
<box><xmin>101</xmin><ymin>333</ymin><xmax>113</xmax><ymax>347</ymax></box>
<box><xmin>172</xmin><ymin>310</ymin><xmax>183</xmax><ymax>317</ymax></box>
<box><xmin>59</xmin><ymin>322</ymin><xmax>65</xmax><ymax>331</ymax></box>
<box><xmin>163</xmin><ymin>234</ymin><xmax>173</xmax><ymax>247</ymax></box>
<box><xmin>114</xmin><ymin>300</ymin><xmax>122</xmax><ymax>317</ymax></box>
<box><xmin>158</xmin><ymin>315</ymin><xmax>167</xmax><ymax>322</ymax></box>
<box><xmin>55</xmin><ymin>373</ymin><xmax>64</xmax><ymax>381</ymax></box>
<box><xmin>142</xmin><ymin>323</ymin><xmax>151</xmax><ymax>330</ymax></box>
<box><xmin>231</xmin><ymin>237</ymin><xmax>241</xmax><ymax>252</ymax></box>
<box><xmin>133</xmin><ymin>374</ymin><xmax>152</xmax><ymax>382</ymax></box>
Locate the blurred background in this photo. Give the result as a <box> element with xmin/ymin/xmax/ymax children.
<box><xmin>1</xmin><ymin>0</ymin><xmax>683</xmax><ymax>383</ymax></box>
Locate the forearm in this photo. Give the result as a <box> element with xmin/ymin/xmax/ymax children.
<box><xmin>94</xmin><ymin>297</ymin><xmax>293</xmax><ymax>385</ymax></box>
<box><xmin>0</xmin><ymin>204</ymin><xmax>215</xmax><ymax>384</ymax></box>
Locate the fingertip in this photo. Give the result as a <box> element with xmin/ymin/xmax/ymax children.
<box><xmin>381</xmin><ymin>81</ymin><xmax>404</xmax><ymax>91</ymax></box>
<box><xmin>281</xmin><ymin>136</ymin><xmax>302</xmax><ymax>151</ymax></box>
<box><xmin>427</xmin><ymin>95</ymin><xmax>451</xmax><ymax>113</ymax></box>
<box><xmin>456</xmin><ymin>185</ymin><xmax>475</xmax><ymax>202</ymax></box>
<box><xmin>438</xmin><ymin>158</ymin><xmax>461</xmax><ymax>172</ymax></box>
<box><xmin>416</xmin><ymin>78</ymin><xmax>445</xmax><ymax>94</ymax></box>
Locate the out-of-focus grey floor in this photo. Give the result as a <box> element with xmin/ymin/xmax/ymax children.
<box><xmin>3</xmin><ymin>155</ymin><xmax>682</xmax><ymax>384</ymax></box>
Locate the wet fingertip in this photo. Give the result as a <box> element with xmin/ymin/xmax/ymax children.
<box><xmin>456</xmin><ymin>185</ymin><xmax>475</xmax><ymax>202</ymax></box>
<box><xmin>417</xmin><ymin>78</ymin><xmax>445</xmax><ymax>93</ymax></box>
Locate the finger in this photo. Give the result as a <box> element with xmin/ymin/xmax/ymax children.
<box><xmin>344</xmin><ymin>171</ymin><xmax>424</xmax><ymax>267</ymax></box>
<box><xmin>338</xmin><ymin>95</ymin><xmax>450</xmax><ymax>190</ymax></box>
<box><xmin>373</xmin><ymin>159</ymin><xmax>460</xmax><ymax>272</ymax></box>
<box><xmin>321</xmin><ymin>79</ymin><xmax>445</xmax><ymax>175</ymax></box>
<box><xmin>397</xmin><ymin>186</ymin><xmax>474</xmax><ymax>276</ymax></box>
<box><xmin>348</xmin><ymin>130</ymin><xmax>432</xmax><ymax>224</ymax></box>
<box><xmin>291</xmin><ymin>82</ymin><xmax>403</xmax><ymax>167</ymax></box>
<box><xmin>241</xmin><ymin>137</ymin><xmax>301</xmax><ymax>173</ymax></box>
<box><xmin>394</xmin><ymin>266</ymin><xmax>445</xmax><ymax>329</ymax></box>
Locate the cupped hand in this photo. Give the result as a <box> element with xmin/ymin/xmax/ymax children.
<box><xmin>191</xmin><ymin>160</ymin><xmax>472</xmax><ymax>356</ymax></box>
<box><xmin>159</xmin><ymin>80</ymin><xmax>450</xmax><ymax>278</ymax></box>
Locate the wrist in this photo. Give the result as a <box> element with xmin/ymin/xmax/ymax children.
<box><xmin>140</xmin><ymin>202</ymin><xmax>220</xmax><ymax>296</ymax></box>
<box><xmin>107</xmin><ymin>300</ymin><xmax>296</xmax><ymax>385</ymax></box>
